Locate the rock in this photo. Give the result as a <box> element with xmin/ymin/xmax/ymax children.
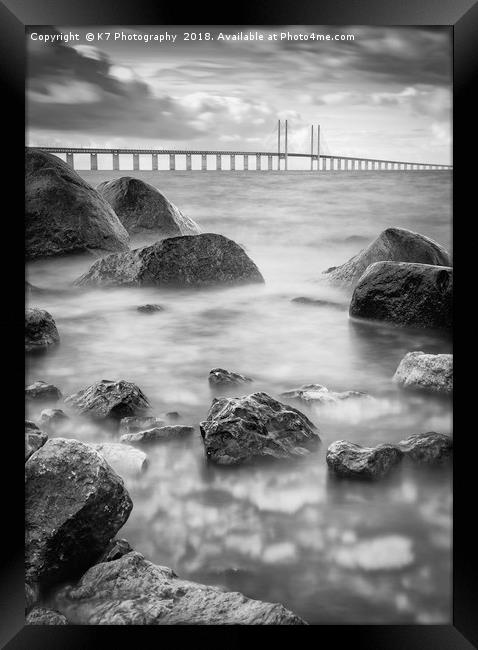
<box><xmin>95</xmin><ymin>538</ymin><xmax>134</xmax><ymax>564</ymax></box>
<box><xmin>25</xmin><ymin>309</ymin><xmax>60</xmax><ymax>352</ymax></box>
<box><xmin>53</xmin><ymin>551</ymin><xmax>306</xmax><ymax>625</ymax></box>
<box><xmin>119</xmin><ymin>415</ymin><xmax>165</xmax><ymax>435</ymax></box>
<box><xmin>93</xmin><ymin>443</ymin><xmax>148</xmax><ymax>477</ymax></box>
<box><xmin>25</xmin><ymin>438</ymin><xmax>132</xmax><ymax>589</ymax></box>
<box><xmin>25</xmin><ymin>381</ymin><xmax>62</xmax><ymax>402</ymax></box>
<box><xmin>96</xmin><ymin>176</ymin><xmax>201</xmax><ymax>237</ymax></box>
<box><xmin>165</xmin><ymin>411</ymin><xmax>180</xmax><ymax>420</ymax></box>
<box><xmin>208</xmin><ymin>367</ymin><xmax>253</xmax><ymax>387</ymax></box>
<box><xmin>75</xmin><ymin>234</ymin><xmax>265</xmax><ymax>289</ymax></box>
<box><xmin>398</xmin><ymin>432</ymin><xmax>453</xmax><ymax>464</ymax></box>
<box><xmin>120</xmin><ymin>426</ymin><xmax>194</xmax><ymax>445</ymax></box>
<box><xmin>26</xmin><ymin>148</ymin><xmax>129</xmax><ymax>259</ymax></box>
<box><xmin>25</xmin><ymin>582</ymin><xmax>39</xmax><ymax>613</ymax></box>
<box><xmin>137</xmin><ymin>304</ymin><xmax>163</xmax><ymax>313</ymax></box>
<box><xmin>25</xmin><ymin>421</ymin><xmax>48</xmax><ymax>462</ymax></box>
<box><xmin>26</xmin><ymin>607</ymin><xmax>68</xmax><ymax>625</ymax></box>
<box><xmin>326</xmin><ymin>440</ymin><xmax>403</xmax><ymax>480</ymax></box>
<box><xmin>349</xmin><ymin>262</ymin><xmax>452</xmax><ymax>330</ymax></box>
<box><xmin>39</xmin><ymin>408</ymin><xmax>69</xmax><ymax>432</ymax></box>
<box><xmin>281</xmin><ymin>383</ymin><xmax>367</xmax><ymax>404</ymax></box>
<box><xmin>393</xmin><ymin>351</ymin><xmax>453</xmax><ymax>393</ymax></box>
<box><xmin>200</xmin><ymin>392</ymin><xmax>320</xmax><ymax>465</ymax></box>
<box><xmin>324</xmin><ymin>227</ymin><xmax>451</xmax><ymax>287</ymax></box>
<box><xmin>65</xmin><ymin>379</ymin><xmax>150</xmax><ymax>421</ymax></box>
<box><xmin>291</xmin><ymin>297</ymin><xmax>345</xmax><ymax>309</ymax></box>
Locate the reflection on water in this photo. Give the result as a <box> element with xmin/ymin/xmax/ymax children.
<box><xmin>26</xmin><ymin>171</ymin><xmax>452</xmax><ymax>623</ymax></box>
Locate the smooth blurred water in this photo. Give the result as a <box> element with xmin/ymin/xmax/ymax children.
<box><xmin>26</xmin><ymin>171</ymin><xmax>452</xmax><ymax>623</ymax></box>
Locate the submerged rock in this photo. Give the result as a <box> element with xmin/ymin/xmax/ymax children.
<box><xmin>137</xmin><ymin>304</ymin><xmax>163</xmax><ymax>314</ymax></box>
<box><xmin>200</xmin><ymin>392</ymin><xmax>320</xmax><ymax>465</ymax></box>
<box><xmin>120</xmin><ymin>425</ymin><xmax>194</xmax><ymax>445</ymax></box>
<box><xmin>39</xmin><ymin>408</ymin><xmax>69</xmax><ymax>432</ymax></box>
<box><xmin>281</xmin><ymin>383</ymin><xmax>366</xmax><ymax>404</ymax></box>
<box><xmin>393</xmin><ymin>351</ymin><xmax>453</xmax><ymax>393</ymax></box>
<box><xmin>53</xmin><ymin>551</ymin><xmax>306</xmax><ymax>625</ymax></box>
<box><xmin>398</xmin><ymin>432</ymin><xmax>453</xmax><ymax>464</ymax></box>
<box><xmin>96</xmin><ymin>176</ymin><xmax>200</xmax><ymax>237</ymax></box>
<box><xmin>119</xmin><ymin>415</ymin><xmax>165</xmax><ymax>435</ymax></box>
<box><xmin>92</xmin><ymin>442</ymin><xmax>148</xmax><ymax>477</ymax></box>
<box><xmin>326</xmin><ymin>440</ymin><xmax>403</xmax><ymax>480</ymax></box>
<box><xmin>25</xmin><ymin>381</ymin><xmax>62</xmax><ymax>402</ymax></box>
<box><xmin>25</xmin><ymin>438</ymin><xmax>132</xmax><ymax>589</ymax></box>
<box><xmin>349</xmin><ymin>262</ymin><xmax>452</xmax><ymax>330</ymax></box>
<box><xmin>324</xmin><ymin>227</ymin><xmax>451</xmax><ymax>287</ymax></box>
<box><xmin>291</xmin><ymin>297</ymin><xmax>345</xmax><ymax>309</ymax></box>
<box><xmin>75</xmin><ymin>234</ymin><xmax>265</xmax><ymax>289</ymax></box>
<box><xmin>208</xmin><ymin>367</ymin><xmax>253</xmax><ymax>387</ymax></box>
<box><xmin>25</xmin><ymin>309</ymin><xmax>60</xmax><ymax>352</ymax></box>
<box><xmin>25</xmin><ymin>421</ymin><xmax>48</xmax><ymax>462</ymax></box>
<box><xmin>65</xmin><ymin>379</ymin><xmax>150</xmax><ymax>421</ymax></box>
<box><xmin>26</xmin><ymin>607</ymin><xmax>68</xmax><ymax>625</ymax></box>
<box><xmin>26</xmin><ymin>149</ymin><xmax>129</xmax><ymax>259</ymax></box>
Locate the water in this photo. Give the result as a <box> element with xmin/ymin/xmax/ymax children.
<box><xmin>26</xmin><ymin>171</ymin><xmax>452</xmax><ymax>624</ymax></box>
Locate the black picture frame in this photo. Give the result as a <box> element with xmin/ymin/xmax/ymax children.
<box><xmin>1</xmin><ymin>0</ymin><xmax>474</xmax><ymax>647</ymax></box>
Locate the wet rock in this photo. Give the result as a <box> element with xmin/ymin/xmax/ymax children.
<box><xmin>39</xmin><ymin>408</ymin><xmax>69</xmax><ymax>432</ymax></box>
<box><xmin>96</xmin><ymin>176</ymin><xmax>200</xmax><ymax>237</ymax></box>
<box><xmin>291</xmin><ymin>297</ymin><xmax>345</xmax><ymax>309</ymax></box>
<box><xmin>93</xmin><ymin>443</ymin><xmax>148</xmax><ymax>477</ymax></box>
<box><xmin>281</xmin><ymin>383</ymin><xmax>367</xmax><ymax>404</ymax></box>
<box><xmin>25</xmin><ymin>421</ymin><xmax>48</xmax><ymax>462</ymax></box>
<box><xmin>208</xmin><ymin>367</ymin><xmax>253</xmax><ymax>387</ymax></box>
<box><xmin>26</xmin><ymin>607</ymin><xmax>68</xmax><ymax>625</ymax></box>
<box><xmin>53</xmin><ymin>551</ymin><xmax>306</xmax><ymax>625</ymax></box>
<box><xmin>119</xmin><ymin>415</ymin><xmax>165</xmax><ymax>435</ymax></box>
<box><xmin>25</xmin><ymin>381</ymin><xmax>62</xmax><ymax>402</ymax></box>
<box><xmin>65</xmin><ymin>379</ymin><xmax>150</xmax><ymax>421</ymax></box>
<box><xmin>349</xmin><ymin>262</ymin><xmax>452</xmax><ymax>330</ymax></box>
<box><xmin>95</xmin><ymin>538</ymin><xmax>134</xmax><ymax>564</ymax></box>
<box><xmin>25</xmin><ymin>309</ymin><xmax>60</xmax><ymax>352</ymax></box>
<box><xmin>393</xmin><ymin>351</ymin><xmax>453</xmax><ymax>393</ymax></box>
<box><xmin>75</xmin><ymin>234</ymin><xmax>265</xmax><ymax>289</ymax></box>
<box><xmin>25</xmin><ymin>438</ymin><xmax>133</xmax><ymax>589</ymax></box>
<box><xmin>137</xmin><ymin>304</ymin><xmax>163</xmax><ymax>313</ymax></box>
<box><xmin>398</xmin><ymin>432</ymin><xmax>453</xmax><ymax>464</ymax></box>
<box><xmin>120</xmin><ymin>425</ymin><xmax>194</xmax><ymax>445</ymax></box>
<box><xmin>324</xmin><ymin>227</ymin><xmax>451</xmax><ymax>287</ymax></box>
<box><xmin>326</xmin><ymin>440</ymin><xmax>403</xmax><ymax>480</ymax></box>
<box><xmin>200</xmin><ymin>392</ymin><xmax>320</xmax><ymax>465</ymax></box>
<box><xmin>26</xmin><ymin>149</ymin><xmax>129</xmax><ymax>259</ymax></box>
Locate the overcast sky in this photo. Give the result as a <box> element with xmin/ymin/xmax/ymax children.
<box><xmin>26</xmin><ymin>26</ymin><xmax>452</xmax><ymax>164</ymax></box>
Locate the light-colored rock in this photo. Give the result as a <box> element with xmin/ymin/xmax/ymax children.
<box><xmin>326</xmin><ymin>440</ymin><xmax>403</xmax><ymax>480</ymax></box>
<box><xmin>398</xmin><ymin>432</ymin><xmax>453</xmax><ymax>464</ymax></box>
<box><xmin>119</xmin><ymin>415</ymin><xmax>165</xmax><ymax>435</ymax></box>
<box><xmin>208</xmin><ymin>367</ymin><xmax>253</xmax><ymax>387</ymax></box>
<box><xmin>39</xmin><ymin>408</ymin><xmax>69</xmax><ymax>432</ymax></box>
<box><xmin>120</xmin><ymin>426</ymin><xmax>194</xmax><ymax>445</ymax></box>
<box><xmin>25</xmin><ymin>381</ymin><xmax>62</xmax><ymax>402</ymax></box>
<box><xmin>281</xmin><ymin>383</ymin><xmax>367</xmax><ymax>404</ymax></box>
<box><xmin>393</xmin><ymin>351</ymin><xmax>452</xmax><ymax>393</ymax></box>
<box><xmin>93</xmin><ymin>442</ymin><xmax>148</xmax><ymax>476</ymax></box>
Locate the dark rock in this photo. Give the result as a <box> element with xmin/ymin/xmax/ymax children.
<box><xmin>200</xmin><ymin>392</ymin><xmax>320</xmax><ymax>465</ymax></box>
<box><xmin>25</xmin><ymin>438</ymin><xmax>132</xmax><ymax>589</ymax></box>
<box><xmin>349</xmin><ymin>262</ymin><xmax>452</xmax><ymax>330</ymax></box>
<box><xmin>208</xmin><ymin>367</ymin><xmax>253</xmax><ymax>387</ymax></box>
<box><xmin>53</xmin><ymin>551</ymin><xmax>306</xmax><ymax>625</ymax></box>
<box><xmin>281</xmin><ymin>383</ymin><xmax>367</xmax><ymax>404</ymax></box>
<box><xmin>120</xmin><ymin>425</ymin><xmax>194</xmax><ymax>445</ymax></box>
<box><xmin>25</xmin><ymin>309</ymin><xmax>60</xmax><ymax>352</ymax></box>
<box><xmin>165</xmin><ymin>411</ymin><xmax>180</xmax><ymax>420</ymax></box>
<box><xmin>393</xmin><ymin>351</ymin><xmax>452</xmax><ymax>393</ymax></box>
<box><xmin>95</xmin><ymin>538</ymin><xmax>134</xmax><ymax>564</ymax></box>
<box><xmin>119</xmin><ymin>415</ymin><xmax>165</xmax><ymax>435</ymax></box>
<box><xmin>25</xmin><ymin>582</ymin><xmax>39</xmax><ymax>613</ymax></box>
<box><xmin>25</xmin><ymin>421</ymin><xmax>48</xmax><ymax>462</ymax></box>
<box><xmin>398</xmin><ymin>432</ymin><xmax>453</xmax><ymax>464</ymax></box>
<box><xmin>65</xmin><ymin>379</ymin><xmax>150</xmax><ymax>421</ymax></box>
<box><xmin>26</xmin><ymin>149</ymin><xmax>129</xmax><ymax>259</ymax></box>
<box><xmin>324</xmin><ymin>227</ymin><xmax>451</xmax><ymax>287</ymax></box>
<box><xmin>40</xmin><ymin>408</ymin><xmax>69</xmax><ymax>432</ymax></box>
<box><xmin>137</xmin><ymin>304</ymin><xmax>163</xmax><ymax>313</ymax></box>
<box><xmin>326</xmin><ymin>440</ymin><xmax>403</xmax><ymax>480</ymax></box>
<box><xmin>96</xmin><ymin>176</ymin><xmax>200</xmax><ymax>236</ymax></box>
<box><xmin>75</xmin><ymin>234</ymin><xmax>265</xmax><ymax>289</ymax></box>
<box><xmin>25</xmin><ymin>381</ymin><xmax>62</xmax><ymax>402</ymax></box>
<box><xmin>92</xmin><ymin>443</ymin><xmax>148</xmax><ymax>477</ymax></box>
<box><xmin>291</xmin><ymin>297</ymin><xmax>345</xmax><ymax>309</ymax></box>
<box><xmin>26</xmin><ymin>607</ymin><xmax>68</xmax><ymax>625</ymax></box>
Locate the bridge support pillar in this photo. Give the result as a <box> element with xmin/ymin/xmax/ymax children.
<box><xmin>133</xmin><ymin>153</ymin><xmax>139</xmax><ymax>171</ymax></box>
<box><xmin>243</xmin><ymin>155</ymin><xmax>248</xmax><ymax>171</ymax></box>
<box><xmin>230</xmin><ymin>155</ymin><xmax>235</xmax><ymax>171</ymax></box>
<box><xmin>90</xmin><ymin>153</ymin><xmax>98</xmax><ymax>170</ymax></box>
<box><xmin>66</xmin><ymin>152</ymin><xmax>74</xmax><ymax>168</ymax></box>
<box><xmin>152</xmin><ymin>154</ymin><xmax>158</xmax><ymax>171</ymax></box>
<box><xmin>216</xmin><ymin>154</ymin><xmax>222</xmax><ymax>170</ymax></box>
<box><xmin>321</xmin><ymin>157</ymin><xmax>326</xmax><ymax>171</ymax></box>
<box><xmin>268</xmin><ymin>155</ymin><xmax>273</xmax><ymax>171</ymax></box>
<box><xmin>338</xmin><ymin>158</ymin><xmax>342</xmax><ymax>171</ymax></box>
<box><xmin>256</xmin><ymin>154</ymin><xmax>261</xmax><ymax>171</ymax></box>
<box><xmin>186</xmin><ymin>154</ymin><xmax>192</xmax><ymax>171</ymax></box>
<box><xmin>201</xmin><ymin>154</ymin><xmax>207</xmax><ymax>171</ymax></box>
<box><xmin>169</xmin><ymin>154</ymin><xmax>175</xmax><ymax>170</ymax></box>
<box><xmin>352</xmin><ymin>159</ymin><xmax>356</xmax><ymax>170</ymax></box>
<box><xmin>113</xmin><ymin>152</ymin><xmax>119</xmax><ymax>170</ymax></box>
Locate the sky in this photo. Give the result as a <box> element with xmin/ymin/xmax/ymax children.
<box><xmin>26</xmin><ymin>26</ymin><xmax>452</xmax><ymax>165</ymax></box>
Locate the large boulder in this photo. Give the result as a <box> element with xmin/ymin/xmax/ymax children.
<box><xmin>349</xmin><ymin>262</ymin><xmax>452</xmax><ymax>330</ymax></box>
<box><xmin>26</xmin><ymin>149</ymin><xmax>129</xmax><ymax>259</ymax></box>
<box><xmin>326</xmin><ymin>440</ymin><xmax>403</xmax><ymax>480</ymax></box>
<box><xmin>397</xmin><ymin>432</ymin><xmax>453</xmax><ymax>464</ymax></box>
<box><xmin>393</xmin><ymin>351</ymin><xmax>453</xmax><ymax>393</ymax></box>
<box><xmin>200</xmin><ymin>392</ymin><xmax>320</xmax><ymax>465</ymax></box>
<box><xmin>65</xmin><ymin>379</ymin><xmax>150</xmax><ymax>421</ymax></box>
<box><xmin>53</xmin><ymin>551</ymin><xmax>306</xmax><ymax>625</ymax></box>
<box><xmin>324</xmin><ymin>227</ymin><xmax>451</xmax><ymax>287</ymax></box>
<box><xmin>25</xmin><ymin>309</ymin><xmax>60</xmax><ymax>352</ymax></box>
<box><xmin>96</xmin><ymin>176</ymin><xmax>200</xmax><ymax>237</ymax></box>
<box><xmin>25</xmin><ymin>438</ymin><xmax>133</xmax><ymax>589</ymax></box>
<box><xmin>75</xmin><ymin>234</ymin><xmax>265</xmax><ymax>289</ymax></box>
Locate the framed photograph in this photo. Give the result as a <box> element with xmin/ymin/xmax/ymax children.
<box><xmin>1</xmin><ymin>0</ymin><xmax>475</xmax><ymax>647</ymax></box>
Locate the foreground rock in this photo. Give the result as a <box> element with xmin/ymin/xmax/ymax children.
<box><xmin>119</xmin><ymin>415</ymin><xmax>165</xmax><ymax>434</ymax></box>
<box><xmin>25</xmin><ymin>380</ymin><xmax>62</xmax><ymax>402</ymax></box>
<box><xmin>25</xmin><ymin>309</ymin><xmax>60</xmax><ymax>352</ymax></box>
<box><xmin>75</xmin><ymin>234</ymin><xmax>265</xmax><ymax>289</ymax></box>
<box><xmin>200</xmin><ymin>392</ymin><xmax>320</xmax><ymax>465</ymax></box>
<box><xmin>324</xmin><ymin>227</ymin><xmax>451</xmax><ymax>287</ymax></box>
<box><xmin>26</xmin><ymin>149</ymin><xmax>129</xmax><ymax>259</ymax></box>
<box><xmin>65</xmin><ymin>379</ymin><xmax>150</xmax><ymax>421</ymax></box>
<box><xmin>398</xmin><ymin>432</ymin><xmax>453</xmax><ymax>464</ymax></box>
<box><xmin>25</xmin><ymin>421</ymin><xmax>48</xmax><ymax>462</ymax></box>
<box><xmin>120</xmin><ymin>426</ymin><xmax>194</xmax><ymax>445</ymax></box>
<box><xmin>393</xmin><ymin>351</ymin><xmax>453</xmax><ymax>393</ymax></box>
<box><xmin>349</xmin><ymin>262</ymin><xmax>452</xmax><ymax>330</ymax></box>
<box><xmin>53</xmin><ymin>551</ymin><xmax>306</xmax><ymax>625</ymax></box>
<box><xmin>97</xmin><ymin>176</ymin><xmax>200</xmax><ymax>237</ymax></box>
<box><xmin>281</xmin><ymin>383</ymin><xmax>366</xmax><ymax>404</ymax></box>
<box><xmin>208</xmin><ymin>367</ymin><xmax>253</xmax><ymax>387</ymax></box>
<box><xmin>93</xmin><ymin>443</ymin><xmax>148</xmax><ymax>477</ymax></box>
<box><xmin>25</xmin><ymin>438</ymin><xmax>133</xmax><ymax>589</ymax></box>
<box><xmin>26</xmin><ymin>607</ymin><xmax>68</xmax><ymax>625</ymax></box>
